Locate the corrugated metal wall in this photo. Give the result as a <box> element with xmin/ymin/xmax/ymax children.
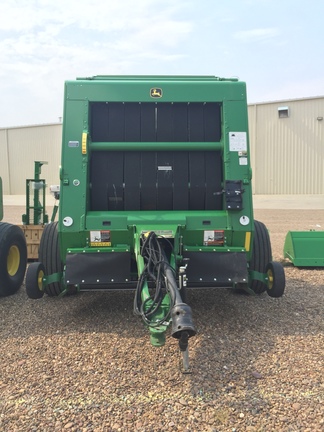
<box><xmin>248</xmin><ymin>97</ymin><xmax>324</xmax><ymax>194</ymax></box>
<box><xmin>1</xmin><ymin>96</ymin><xmax>323</xmax><ymax>195</ymax></box>
<box><xmin>0</xmin><ymin>128</ymin><xmax>10</xmax><ymax>194</ymax></box>
<box><xmin>0</xmin><ymin>124</ymin><xmax>62</xmax><ymax>194</ymax></box>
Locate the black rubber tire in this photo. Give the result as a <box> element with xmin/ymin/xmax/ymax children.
<box><xmin>266</xmin><ymin>261</ymin><xmax>285</xmax><ymax>298</ymax></box>
<box><xmin>38</xmin><ymin>222</ymin><xmax>63</xmax><ymax>296</ymax></box>
<box><xmin>249</xmin><ymin>220</ymin><xmax>272</xmax><ymax>294</ymax></box>
<box><xmin>26</xmin><ymin>262</ymin><xmax>45</xmax><ymax>299</ymax></box>
<box><xmin>0</xmin><ymin>222</ymin><xmax>27</xmax><ymax>296</ymax></box>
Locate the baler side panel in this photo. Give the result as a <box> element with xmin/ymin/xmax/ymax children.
<box><xmin>59</xmin><ymin>97</ymin><xmax>90</xmax><ymax>256</ymax></box>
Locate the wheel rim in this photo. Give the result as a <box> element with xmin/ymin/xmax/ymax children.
<box><xmin>267</xmin><ymin>269</ymin><xmax>274</xmax><ymax>290</ymax></box>
<box><xmin>37</xmin><ymin>270</ymin><xmax>44</xmax><ymax>290</ymax></box>
<box><xmin>7</xmin><ymin>245</ymin><xmax>20</xmax><ymax>276</ymax></box>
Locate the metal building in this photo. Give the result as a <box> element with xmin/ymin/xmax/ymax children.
<box><xmin>248</xmin><ymin>96</ymin><xmax>324</xmax><ymax>194</ymax></box>
<box><xmin>1</xmin><ymin>96</ymin><xmax>323</xmax><ymax>195</ymax></box>
<box><xmin>0</xmin><ymin>123</ymin><xmax>61</xmax><ymax>194</ymax></box>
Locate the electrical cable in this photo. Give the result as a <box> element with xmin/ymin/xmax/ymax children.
<box><xmin>133</xmin><ymin>231</ymin><xmax>178</xmax><ymax>327</ymax></box>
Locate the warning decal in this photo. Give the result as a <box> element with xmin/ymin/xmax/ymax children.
<box><xmin>229</xmin><ymin>132</ymin><xmax>247</xmax><ymax>152</ymax></box>
<box><xmin>90</xmin><ymin>230</ymin><xmax>111</xmax><ymax>247</ymax></box>
<box><xmin>203</xmin><ymin>230</ymin><xmax>225</xmax><ymax>246</ymax></box>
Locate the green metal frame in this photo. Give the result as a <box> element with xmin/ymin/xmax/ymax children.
<box><xmin>133</xmin><ymin>230</ymin><xmax>171</xmax><ymax>346</ymax></box>
<box><xmin>22</xmin><ymin>161</ymin><xmax>49</xmax><ymax>225</ymax></box>
<box><xmin>284</xmin><ymin>230</ymin><xmax>324</xmax><ymax>266</ymax></box>
<box><xmin>49</xmin><ymin>76</ymin><xmax>263</xmax><ymax>345</ymax></box>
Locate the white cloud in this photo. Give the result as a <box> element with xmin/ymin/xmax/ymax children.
<box><xmin>1</xmin><ymin>0</ymin><xmax>323</xmax><ymax>126</ymax></box>
<box><xmin>0</xmin><ymin>0</ymin><xmax>193</xmax><ymax>75</ymax></box>
<box><xmin>234</xmin><ymin>28</ymin><xmax>280</xmax><ymax>43</ymax></box>
<box><xmin>0</xmin><ymin>0</ymin><xmax>194</xmax><ymax>125</ymax></box>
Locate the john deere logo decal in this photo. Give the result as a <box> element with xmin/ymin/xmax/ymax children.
<box><xmin>150</xmin><ymin>88</ymin><xmax>162</xmax><ymax>98</ymax></box>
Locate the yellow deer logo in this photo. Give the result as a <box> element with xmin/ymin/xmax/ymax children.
<box><xmin>150</xmin><ymin>88</ymin><xmax>163</xmax><ymax>98</ymax></box>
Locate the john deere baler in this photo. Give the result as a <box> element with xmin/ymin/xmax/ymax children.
<box><xmin>26</xmin><ymin>76</ymin><xmax>285</xmax><ymax>370</ymax></box>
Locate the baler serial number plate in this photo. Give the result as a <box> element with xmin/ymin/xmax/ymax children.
<box><xmin>90</xmin><ymin>230</ymin><xmax>111</xmax><ymax>247</ymax></box>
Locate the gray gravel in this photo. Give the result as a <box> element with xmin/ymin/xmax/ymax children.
<box><xmin>0</xmin><ymin>208</ymin><xmax>323</xmax><ymax>431</ymax></box>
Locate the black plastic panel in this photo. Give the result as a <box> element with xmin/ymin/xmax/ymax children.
<box><xmin>157</xmin><ymin>152</ymin><xmax>173</xmax><ymax>210</ymax></box>
<box><xmin>173</xmin><ymin>152</ymin><xmax>189</xmax><ymax>210</ymax></box>
<box><xmin>125</xmin><ymin>103</ymin><xmax>141</xmax><ymax>141</ymax></box>
<box><xmin>91</xmin><ymin>103</ymin><xmax>109</xmax><ymax>142</ymax></box>
<box><xmin>225</xmin><ymin>180</ymin><xmax>244</xmax><ymax>210</ymax></box>
<box><xmin>141</xmin><ymin>152</ymin><xmax>157</xmax><ymax>210</ymax></box>
<box><xmin>90</xmin><ymin>102</ymin><xmax>221</xmax><ymax>142</ymax></box>
<box><xmin>184</xmin><ymin>252</ymin><xmax>248</xmax><ymax>287</ymax></box>
<box><xmin>188</xmin><ymin>103</ymin><xmax>204</xmax><ymax>141</ymax></box>
<box><xmin>157</xmin><ymin>104</ymin><xmax>173</xmax><ymax>142</ymax></box>
<box><xmin>124</xmin><ymin>153</ymin><xmax>141</xmax><ymax>210</ymax></box>
<box><xmin>173</xmin><ymin>103</ymin><xmax>188</xmax><ymax>142</ymax></box>
<box><xmin>108</xmin><ymin>103</ymin><xmax>125</xmax><ymax>142</ymax></box>
<box><xmin>65</xmin><ymin>252</ymin><xmax>131</xmax><ymax>285</ymax></box>
<box><xmin>189</xmin><ymin>152</ymin><xmax>205</xmax><ymax>210</ymax></box>
<box><xmin>90</xmin><ymin>151</ymin><xmax>223</xmax><ymax>211</ymax></box>
<box><xmin>141</xmin><ymin>104</ymin><xmax>156</xmax><ymax>142</ymax></box>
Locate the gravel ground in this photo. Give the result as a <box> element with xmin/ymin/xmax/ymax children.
<box><xmin>0</xmin><ymin>207</ymin><xmax>323</xmax><ymax>431</ymax></box>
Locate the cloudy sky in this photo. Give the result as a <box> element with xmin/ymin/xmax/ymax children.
<box><xmin>1</xmin><ymin>0</ymin><xmax>323</xmax><ymax>127</ymax></box>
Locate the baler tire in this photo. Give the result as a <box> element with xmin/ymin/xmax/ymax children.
<box><xmin>26</xmin><ymin>262</ymin><xmax>45</xmax><ymax>299</ymax></box>
<box><xmin>38</xmin><ymin>222</ymin><xmax>63</xmax><ymax>296</ymax></box>
<box><xmin>0</xmin><ymin>222</ymin><xmax>27</xmax><ymax>297</ymax></box>
<box><xmin>266</xmin><ymin>261</ymin><xmax>285</xmax><ymax>298</ymax></box>
<box><xmin>249</xmin><ymin>220</ymin><xmax>272</xmax><ymax>294</ymax></box>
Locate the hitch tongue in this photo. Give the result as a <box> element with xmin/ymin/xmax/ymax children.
<box><xmin>171</xmin><ymin>303</ymin><xmax>196</xmax><ymax>373</ymax></box>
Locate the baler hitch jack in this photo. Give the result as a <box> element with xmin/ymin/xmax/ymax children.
<box><xmin>134</xmin><ymin>231</ymin><xmax>196</xmax><ymax>372</ymax></box>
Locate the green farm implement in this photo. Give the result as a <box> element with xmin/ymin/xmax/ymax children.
<box><xmin>284</xmin><ymin>230</ymin><xmax>324</xmax><ymax>266</ymax></box>
<box><xmin>19</xmin><ymin>161</ymin><xmax>50</xmax><ymax>260</ymax></box>
<box><xmin>25</xmin><ymin>76</ymin><xmax>285</xmax><ymax>369</ymax></box>
<box><xmin>0</xmin><ymin>177</ymin><xmax>27</xmax><ymax>296</ymax></box>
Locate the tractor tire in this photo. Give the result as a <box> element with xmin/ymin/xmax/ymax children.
<box><xmin>266</xmin><ymin>261</ymin><xmax>285</xmax><ymax>298</ymax></box>
<box><xmin>26</xmin><ymin>262</ymin><xmax>45</xmax><ymax>299</ymax></box>
<box><xmin>38</xmin><ymin>222</ymin><xmax>63</xmax><ymax>296</ymax></box>
<box><xmin>0</xmin><ymin>222</ymin><xmax>27</xmax><ymax>296</ymax></box>
<box><xmin>249</xmin><ymin>220</ymin><xmax>272</xmax><ymax>294</ymax></box>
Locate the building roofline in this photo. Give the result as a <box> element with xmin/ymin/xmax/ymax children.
<box><xmin>0</xmin><ymin>122</ymin><xmax>62</xmax><ymax>131</ymax></box>
<box><xmin>248</xmin><ymin>95</ymin><xmax>324</xmax><ymax>106</ymax></box>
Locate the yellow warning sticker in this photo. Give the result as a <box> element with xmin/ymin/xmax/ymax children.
<box><xmin>90</xmin><ymin>242</ymin><xmax>111</xmax><ymax>247</ymax></box>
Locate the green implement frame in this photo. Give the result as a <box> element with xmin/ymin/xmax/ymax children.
<box><xmin>284</xmin><ymin>231</ymin><xmax>324</xmax><ymax>266</ymax></box>
<box><xmin>25</xmin><ymin>75</ymin><xmax>286</xmax><ymax>370</ymax></box>
<box><xmin>22</xmin><ymin>161</ymin><xmax>48</xmax><ymax>226</ymax></box>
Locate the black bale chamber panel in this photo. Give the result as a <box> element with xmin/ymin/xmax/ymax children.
<box><xmin>90</xmin><ymin>102</ymin><xmax>222</xmax><ymax>143</ymax></box>
<box><xmin>89</xmin><ymin>101</ymin><xmax>223</xmax><ymax>212</ymax></box>
<box><xmin>90</xmin><ymin>151</ymin><xmax>223</xmax><ymax>211</ymax></box>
